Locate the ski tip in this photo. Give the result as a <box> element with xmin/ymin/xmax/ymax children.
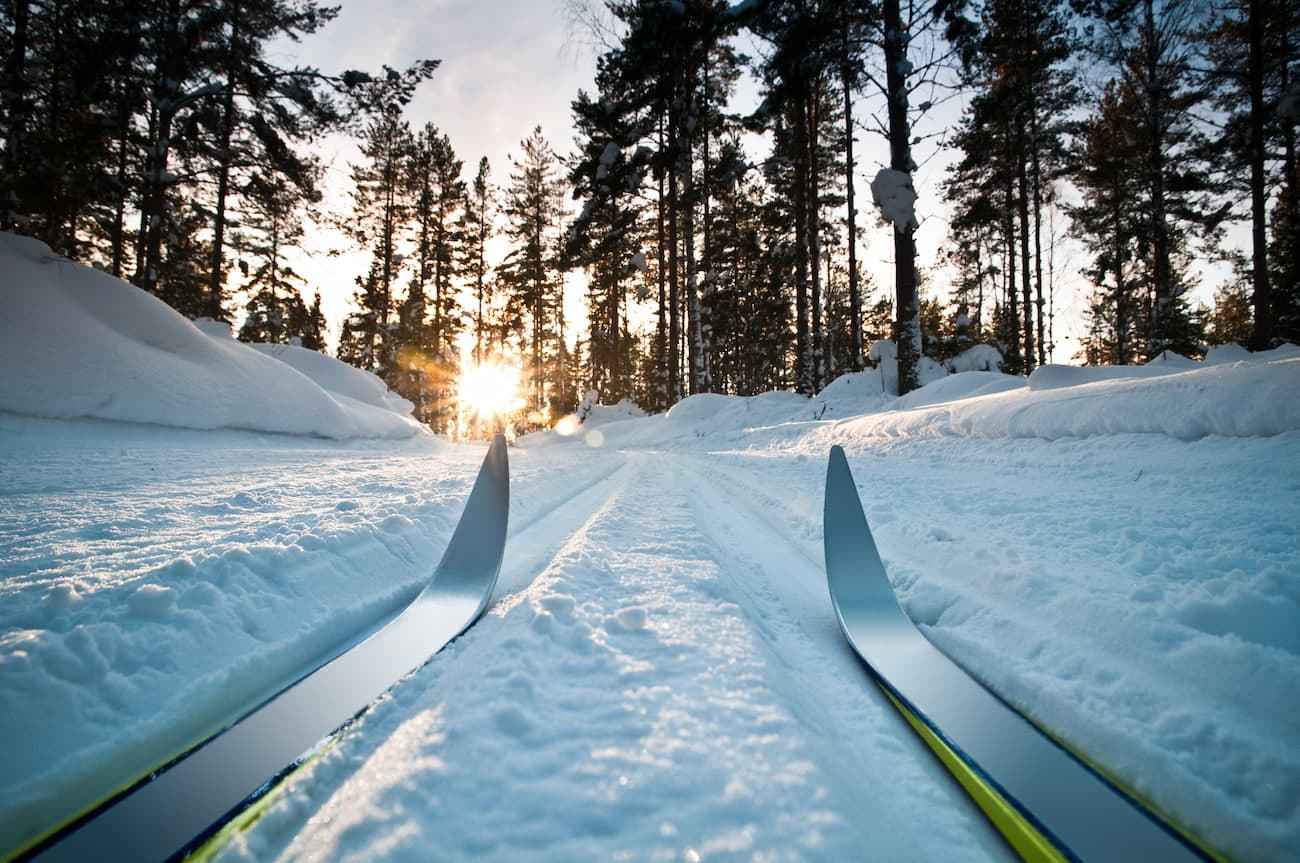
<box><xmin>828</xmin><ymin>444</ymin><xmax>848</xmax><ymax>474</ymax></box>
<box><xmin>487</xmin><ymin>432</ymin><xmax>509</xmax><ymax>480</ymax></box>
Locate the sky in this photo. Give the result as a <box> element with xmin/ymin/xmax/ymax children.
<box><xmin>269</xmin><ymin>0</ymin><xmax>601</xmax><ymax>346</ymax></box>
<box><xmin>267</xmin><ymin>0</ymin><xmax>1231</xmax><ymax>368</ymax></box>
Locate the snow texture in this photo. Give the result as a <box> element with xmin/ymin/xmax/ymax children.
<box><xmin>2</xmin><ymin>231</ymin><xmax>1299</xmax><ymax>862</ymax></box>
<box><xmin>870</xmin><ymin>168</ymin><xmax>918</xmax><ymax>230</ymax></box>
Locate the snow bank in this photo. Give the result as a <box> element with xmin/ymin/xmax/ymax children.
<box><xmin>839</xmin><ymin>356</ymin><xmax>1300</xmax><ymax>441</ymax></box>
<box><xmin>807</xmin><ymin>346</ymin><xmax>1298</xmax><ymax>443</ymax></box>
<box><xmin>867</xmin><ymin>338</ymin><xmax>976</xmax><ymax>396</ymax></box>
<box><xmin>0</xmin><ymin>232</ymin><xmax>421</xmax><ymax>440</ymax></box>
<box><xmin>247</xmin><ymin>341</ymin><xmax>414</xmax><ymax>415</ymax></box>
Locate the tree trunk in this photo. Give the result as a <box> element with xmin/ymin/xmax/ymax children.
<box><xmin>843</xmin><ymin>54</ymin><xmax>863</xmax><ymax>370</ymax></box>
<box><xmin>668</xmin><ymin>151</ymin><xmax>681</xmax><ymax>404</ymax></box>
<box><xmin>1113</xmin><ymin>189</ymin><xmax>1128</xmax><ymax>365</ymax></box>
<box><xmin>882</xmin><ymin>0</ymin><xmax>920</xmax><ymax>395</ymax></box>
<box><xmin>207</xmin><ymin>0</ymin><xmax>241</xmax><ymax>321</ymax></box>
<box><xmin>1144</xmin><ymin>0</ymin><xmax>1172</xmax><ymax>356</ymax></box>
<box><xmin>139</xmin><ymin>0</ymin><xmax>185</xmax><ymax>296</ymax></box>
<box><xmin>655</xmin><ymin>124</ymin><xmax>668</xmax><ymax>409</ymax></box>
<box><xmin>1</xmin><ymin>0</ymin><xmax>30</xmax><ymax>226</ymax></box>
<box><xmin>1017</xmin><ymin>142</ymin><xmax>1035</xmax><ymax>373</ymax></box>
<box><xmin>807</xmin><ymin>84</ymin><xmax>824</xmax><ymax>392</ymax></box>
<box><xmin>110</xmin><ymin>100</ymin><xmax>131</xmax><ymax>278</ymax></box>
<box><xmin>1248</xmin><ymin>0</ymin><xmax>1272</xmax><ymax>348</ymax></box>
<box><xmin>1003</xmin><ymin>157</ymin><xmax>1021</xmax><ymax>372</ymax></box>
<box><xmin>1030</xmin><ymin>109</ymin><xmax>1047</xmax><ymax>367</ymax></box>
<box><xmin>792</xmin><ymin>101</ymin><xmax>812</xmax><ymax>394</ymax></box>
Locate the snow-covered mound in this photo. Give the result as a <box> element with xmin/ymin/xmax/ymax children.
<box><xmin>247</xmin><ymin>341</ymin><xmax>414</xmax><ymax>415</ymax></box>
<box><xmin>0</xmin><ymin>232</ymin><xmax>421</xmax><ymax>440</ymax></box>
<box><xmin>834</xmin><ymin>356</ymin><xmax>1300</xmax><ymax>441</ymax></box>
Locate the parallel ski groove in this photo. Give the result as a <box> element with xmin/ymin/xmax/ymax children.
<box><xmin>18</xmin><ymin>435</ymin><xmax>510</xmax><ymax>863</ymax></box>
<box><xmin>823</xmin><ymin>444</ymin><xmax>1213</xmax><ymax>863</ymax></box>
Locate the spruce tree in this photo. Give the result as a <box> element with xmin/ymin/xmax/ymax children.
<box><xmin>346</xmin><ymin>108</ymin><xmax>414</xmax><ymax>375</ymax></box>
<box><xmin>501</xmin><ymin>126</ymin><xmax>566</xmax><ymax>423</ymax></box>
<box><xmin>1202</xmin><ymin>0</ymin><xmax>1300</xmax><ymax>347</ymax></box>
<box><xmin>1075</xmin><ymin>0</ymin><xmax>1222</xmax><ymax>358</ymax></box>
<box><xmin>461</xmin><ymin>157</ymin><xmax>496</xmax><ymax>363</ymax></box>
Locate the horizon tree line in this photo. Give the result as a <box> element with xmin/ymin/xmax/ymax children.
<box><xmin>2</xmin><ymin>0</ymin><xmax>1295</xmax><ymax>431</ymax></box>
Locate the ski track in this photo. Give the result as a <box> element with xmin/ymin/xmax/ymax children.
<box><xmin>5</xmin><ymin>425</ymin><xmax>1297</xmax><ymax>861</ymax></box>
<box><xmin>795</xmin><ymin>432</ymin><xmax>1300</xmax><ymax>862</ymax></box>
<box><xmin>0</xmin><ymin>440</ymin><xmax>624</xmax><ymax>855</ymax></box>
<box><xmin>211</xmin><ymin>451</ymin><xmax>1005</xmax><ymax>863</ymax></box>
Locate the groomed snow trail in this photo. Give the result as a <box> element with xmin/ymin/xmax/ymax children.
<box><xmin>0</xmin><ymin>427</ymin><xmax>628</xmax><ymax>855</ymax></box>
<box><xmin>211</xmin><ymin>450</ymin><xmax>1005</xmax><ymax>863</ymax></box>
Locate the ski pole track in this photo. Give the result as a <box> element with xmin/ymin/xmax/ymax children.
<box><xmin>212</xmin><ymin>451</ymin><xmax>1001</xmax><ymax>862</ymax></box>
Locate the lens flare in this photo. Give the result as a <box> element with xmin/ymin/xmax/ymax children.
<box><xmin>458</xmin><ymin>361</ymin><xmax>525</xmax><ymax>425</ymax></box>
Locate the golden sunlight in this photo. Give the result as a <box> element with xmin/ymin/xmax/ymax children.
<box><xmin>457</xmin><ymin>360</ymin><xmax>525</xmax><ymax>435</ymax></box>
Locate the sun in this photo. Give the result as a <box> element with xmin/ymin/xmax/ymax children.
<box><xmin>457</xmin><ymin>360</ymin><xmax>525</xmax><ymax>428</ymax></box>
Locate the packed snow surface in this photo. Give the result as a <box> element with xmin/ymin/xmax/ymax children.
<box><xmin>2</xmin><ymin>234</ymin><xmax>1299</xmax><ymax>862</ymax></box>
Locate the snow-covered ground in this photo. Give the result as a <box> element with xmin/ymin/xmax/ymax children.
<box><xmin>2</xmin><ymin>235</ymin><xmax>1298</xmax><ymax>862</ymax></box>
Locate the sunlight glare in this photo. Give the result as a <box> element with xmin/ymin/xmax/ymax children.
<box><xmin>458</xmin><ymin>361</ymin><xmax>525</xmax><ymax>425</ymax></box>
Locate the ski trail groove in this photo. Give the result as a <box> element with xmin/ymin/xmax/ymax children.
<box><xmin>212</xmin><ymin>451</ymin><xmax>1006</xmax><ymax>863</ymax></box>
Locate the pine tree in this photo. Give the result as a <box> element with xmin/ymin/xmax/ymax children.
<box><xmin>501</xmin><ymin>126</ymin><xmax>566</xmax><ymax>424</ymax></box>
<box><xmin>234</xmin><ymin>167</ymin><xmax>320</xmax><ymax>346</ymax></box>
<box><xmin>567</xmin><ymin>75</ymin><xmax>652</xmax><ymax>403</ymax></box>
<box><xmin>751</xmin><ymin>0</ymin><xmax>846</xmax><ymax>394</ymax></box>
<box><xmin>1202</xmin><ymin>0</ymin><xmax>1300</xmax><ymax>347</ymax></box>
<box><xmin>1076</xmin><ymin>0</ymin><xmax>1223</xmax><ymax>359</ymax></box>
<box><xmin>389</xmin><ymin>123</ymin><xmax>465</xmax><ymax>431</ymax></box>
<box><xmin>1206</xmin><ymin>260</ymin><xmax>1255</xmax><ymax>345</ymax></box>
<box><xmin>346</xmin><ymin>108</ymin><xmax>414</xmax><ymax>375</ymax></box>
<box><xmin>1069</xmin><ymin>81</ymin><xmax>1145</xmax><ymax>364</ymax></box>
<box><xmin>858</xmin><ymin>0</ymin><xmax>977</xmax><ymax>393</ymax></box>
<box><xmin>943</xmin><ymin>0</ymin><xmax>1077</xmax><ymax>374</ymax></box>
<box><xmin>461</xmin><ymin>157</ymin><xmax>496</xmax><ymax>363</ymax></box>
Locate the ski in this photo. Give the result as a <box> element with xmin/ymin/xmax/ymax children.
<box><xmin>823</xmin><ymin>445</ymin><xmax>1215</xmax><ymax>863</ymax></box>
<box><xmin>18</xmin><ymin>435</ymin><xmax>510</xmax><ymax>863</ymax></box>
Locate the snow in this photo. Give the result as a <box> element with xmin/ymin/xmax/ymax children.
<box><xmin>870</xmin><ymin>168</ymin><xmax>918</xmax><ymax>230</ymax></box>
<box><xmin>2</xmin><ymin>231</ymin><xmax>1299</xmax><ymax>862</ymax></box>
<box><xmin>0</xmin><ymin>234</ymin><xmax>423</xmax><ymax>440</ymax></box>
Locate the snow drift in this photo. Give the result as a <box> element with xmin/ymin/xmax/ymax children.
<box><xmin>0</xmin><ymin>232</ymin><xmax>421</xmax><ymax>440</ymax></box>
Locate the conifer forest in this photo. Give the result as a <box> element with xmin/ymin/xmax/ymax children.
<box><xmin>2</xmin><ymin>0</ymin><xmax>1297</xmax><ymax>436</ymax></box>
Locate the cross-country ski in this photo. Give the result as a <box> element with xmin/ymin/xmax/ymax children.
<box><xmin>17</xmin><ymin>435</ymin><xmax>508</xmax><ymax>862</ymax></box>
<box><xmin>5</xmin><ymin>3</ymin><xmax>1300</xmax><ymax>852</ymax></box>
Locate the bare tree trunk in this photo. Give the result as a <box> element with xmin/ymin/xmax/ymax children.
<box><xmin>1247</xmin><ymin>0</ymin><xmax>1272</xmax><ymax>348</ymax></box>
<box><xmin>1030</xmin><ymin>116</ymin><xmax>1047</xmax><ymax>368</ymax></box>
<box><xmin>843</xmin><ymin>57</ymin><xmax>863</xmax><ymax>369</ymax></box>
<box><xmin>110</xmin><ymin>100</ymin><xmax>132</xmax><ymax>278</ymax></box>
<box><xmin>655</xmin><ymin>123</ymin><xmax>668</xmax><ymax>409</ymax></box>
<box><xmin>668</xmin><ymin>155</ymin><xmax>681</xmax><ymax>404</ymax></box>
<box><xmin>139</xmin><ymin>0</ymin><xmax>186</xmax><ymax>296</ymax></box>
<box><xmin>207</xmin><ymin>0</ymin><xmax>241</xmax><ymax>321</ymax></box>
<box><xmin>792</xmin><ymin>102</ymin><xmax>812</xmax><ymax>394</ymax></box>
<box><xmin>882</xmin><ymin>0</ymin><xmax>920</xmax><ymax>394</ymax></box>
<box><xmin>1</xmin><ymin>0</ymin><xmax>30</xmax><ymax>226</ymax></box>
<box><xmin>807</xmin><ymin>84</ymin><xmax>824</xmax><ymax>392</ymax></box>
<box><xmin>1143</xmin><ymin>0</ymin><xmax>1172</xmax><ymax>356</ymax></box>
<box><xmin>1017</xmin><ymin>147</ymin><xmax>1035</xmax><ymax>373</ymax></box>
<box><xmin>1003</xmin><ymin>159</ymin><xmax>1021</xmax><ymax>372</ymax></box>
<box><xmin>1114</xmin><ymin>207</ymin><xmax>1127</xmax><ymax>365</ymax></box>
